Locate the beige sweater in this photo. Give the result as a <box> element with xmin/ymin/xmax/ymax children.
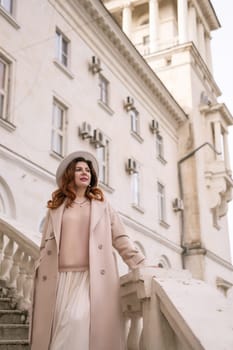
<box><xmin>59</xmin><ymin>201</ymin><xmax>91</xmax><ymax>272</ymax></box>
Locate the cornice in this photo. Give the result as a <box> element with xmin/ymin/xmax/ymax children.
<box><xmin>206</xmin><ymin>249</ymin><xmax>233</xmax><ymax>272</ymax></box>
<box><xmin>195</xmin><ymin>0</ymin><xmax>221</xmax><ymax>30</ymax></box>
<box><xmin>57</xmin><ymin>0</ymin><xmax>187</xmax><ymax>125</ymax></box>
<box><xmin>0</xmin><ymin>144</ymin><xmax>55</xmax><ymax>183</ymax></box>
<box><xmin>200</xmin><ymin>103</ymin><xmax>233</xmax><ymax>126</ymax></box>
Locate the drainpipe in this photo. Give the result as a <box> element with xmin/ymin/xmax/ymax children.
<box><xmin>177</xmin><ymin>142</ymin><xmax>221</xmax><ymax>268</ymax></box>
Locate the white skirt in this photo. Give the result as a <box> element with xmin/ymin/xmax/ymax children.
<box><xmin>49</xmin><ymin>271</ymin><xmax>90</xmax><ymax>350</ymax></box>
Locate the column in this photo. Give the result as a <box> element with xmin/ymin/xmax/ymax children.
<box><xmin>178</xmin><ymin>0</ymin><xmax>188</xmax><ymax>44</ymax></box>
<box><xmin>122</xmin><ymin>2</ymin><xmax>132</xmax><ymax>38</ymax></box>
<box><xmin>188</xmin><ymin>4</ymin><xmax>197</xmax><ymax>46</ymax></box>
<box><xmin>205</xmin><ymin>34</ymin><xmax>213</xmax><ymax>72</ymax></box>
<box><xmin>197</xmin><ymin>19</ymin><xmax>206</xmax><ymax>60</ymax></box>
<box><xmin>149</xmin><ymin>0</ymin><xmax>159</xmax><ymax>53</ymax></box>
<box><xmin>214</xmin><ymin>121</ymin><xmax>222</xmax><ymax>161</ymax></box>
<box><xmin>223</xmin><ymin>132</ymin><xmax>231</xmax><ymax>172</ymax></box>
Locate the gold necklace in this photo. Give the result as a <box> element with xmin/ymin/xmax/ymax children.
<box><xmin>73</xmin><ymin>198</ymin><xmax>89</xmax><ymax>207</ymax></box>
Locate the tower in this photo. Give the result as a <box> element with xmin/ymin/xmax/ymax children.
<box><xmin>104</xmin><ymin>0</ymin><xmax>233</xmax><ymax>282</ymax></box>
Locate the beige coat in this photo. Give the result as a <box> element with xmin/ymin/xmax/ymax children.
<box><xmin>30</xmin><ymin>199</ymin><xmax>145</xmax><ymax>350</ymax></box>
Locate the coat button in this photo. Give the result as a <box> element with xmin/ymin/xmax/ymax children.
<box><xmin>98</xmin><ymin>244</ymin><xmax>103</xmax><ymax>250</ymax></box>
<box><xmin>47</xmin><ymin>250</ymin><xmax>52</xmax><ymax>255</ymax></box>
<box><xmin>100</xmin><ymin>269</ymin><xmax>105</xmax><ymax>275</ymax></box>
<box><xmin>42</xmin><ymin>275</ymin><xmax>47</xmax><ymax>281</ymax></box>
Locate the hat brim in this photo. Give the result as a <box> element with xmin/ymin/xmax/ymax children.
<box><xmin>56</xmin><ymin>151</ymin><xmax>99</xmax><ymax>188</ymax></box>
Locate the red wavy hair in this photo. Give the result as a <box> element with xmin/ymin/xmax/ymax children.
<box><xmin>47</xmin><ymin>157</ymin><xmax>104</xmax><ymax>209</ymax></box>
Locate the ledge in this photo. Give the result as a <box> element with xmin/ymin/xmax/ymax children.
<box><xmin>49</xmin><ymin>150</ymin><xmax>63</xmax><ymax>161</ymax></box>
<box><xmin>157</xmin><ymin>155</ymin><xmax>167</xmax><ymax>165</ymax></box>
<box><xmin>97</xmin><ymin>100</ymin><xmax>114</xmax><ymax>116</ymax></box>
<box><xmin>53</xmin><ymin>59</ymin><xmax>74</xmax><ymax>79</ymax></box>
<box><xmin>0</xmin><ymin>118</ymin><xmax>16</xmax><ymax>132</ymax></box>
<box><xmin>130</xmin><ymin>131</ymin><xmax>144</xmax><ymax>143</ymax></box>
<box><xmin>132</xmin><ymin>203</ymin><xmax>145</xmax><ymax>214</ymax></box>
<box><xmin>0</xmin><ymin>6</ymin><xmax>20</xmax><ymax>29</ymax></box>
<box><xmin>159</xmin><ymin>219</ymin><xmax>170</xmax><ymax>229</ymax></box>
<box><xmin>99</xmin><ymin>182</ymin><xmax>115</xmax><ymax>193</ymax></box>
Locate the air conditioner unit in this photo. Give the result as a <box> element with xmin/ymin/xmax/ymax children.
<box><xmin>172</xmin><ymin>198</ymin><xmax>184</xmax><ymax>212</ymax></box>
<box><xmin>89</xmin><ymin>56</ymin><xmax>102</xmax><ymax>74</ymax></box>
<box><xmin>91</xmin><ymin>129</ymin><xmax>105</xmax><ymax>148</ymax></box>
<box><xmin>78</xmin><ymin>122</ymin><xmax>92</xmax><ymax>139</ymax></box>
<box><xmin>124</xmin><ymin>96</ymin><xmax>134</xmax><ymax>111</ymax></box>
<box><xmin>150</xmin><ymin>119</ymin><xmax>160</xmax><ymax>133</ymax></box>
<box><xmin>126</xmin><ymin>158</ymin><xmax>138</xmax><ymax>174</ymax></box>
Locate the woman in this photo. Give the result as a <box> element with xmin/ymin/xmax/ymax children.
<box><xmin>30</xmin><ymin>150</ymin><xmax>146</xmax><ymax>350</ymax></box>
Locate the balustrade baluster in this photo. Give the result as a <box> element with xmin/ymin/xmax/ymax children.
<box><xmin>0</xmin><ymin>237</ymin><xmax>14</xmax><ymax>283</ymax></box>
<box><xmin>22</xmin><ymin>255</ymin><xmax>34</xmax><ymax>309</ymax></box>
<box><xmin>127</xmin><ymin>313</ymin><xmax>142</xmax><ymax>350</ymax></box>
<box><xmin>8</xmin><ymin>246</ymin><xmax>23</xmax><ymax>290</ymax></box>
<box><xmin>16</xmin><ymin>252</ymin><xmax>27</xmax><ymax>300</ymax></box>
<box><xmin>0</xmin><ymin>232</ymin><xmax>4</xmax><ymax>265</ymax></box>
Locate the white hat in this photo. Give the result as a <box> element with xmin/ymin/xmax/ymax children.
<box><xmin>56</xmin><ymin>151</ymin><xmax>99</xmax><ymax>187</ymax></box>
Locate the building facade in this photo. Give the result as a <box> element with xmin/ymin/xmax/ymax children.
<box><xmin>0</xmin><ymin>0</ymin><xmax>233</xmax><ymax>295</ymax></box>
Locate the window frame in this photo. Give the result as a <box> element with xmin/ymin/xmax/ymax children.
<box><xmin>51</xmin><ymin>99</ymin><xmax>67</xmax><ymax>158</ymax></box>
<box><xmin>55</xmin><ymin>29</ymin><xmax>69</xmax><ymax>68</ymax></box>
<box><xmin>0</xmin><ymin>57</ymin><xmax>10</xmax><ymax>121</ymax></box>
<box><xmin>130</xmin><ymin>108</ymin><xmax>139</xmax><ymax>134</ymax></box>
<box><xmin>98</xmin><ymin>74</ymin><xmax>109</xmax><ymax>106</ymax></box>
<box><xmin>157</xmin><ymin>181</ymin><xmax>166</xmax><ymax>223</ymax></box>
<box><xmin>96</xmin><ymin>138</ymin><xmax>110</xmax><ymax>186</ymax></box>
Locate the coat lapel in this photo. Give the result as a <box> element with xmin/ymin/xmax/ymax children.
<box><xmin>90</xmin><ymin>199</ymin><xmax>107</xmax><ymax>232</ymax></box>
<box><xmin>50</xmin><ymin>200</ymin><xmax>66</xmax><ymax>252</ymax></box>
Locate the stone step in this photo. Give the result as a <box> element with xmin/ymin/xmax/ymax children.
<box><xmin>0</xmin><ymin>340</ymin><xmax>29</xmax><ymax>350</ymax></box>
<box><xmin>0</xmin><ymin>299</ymin><xmax>15</xmax><ymax>311</ymax></box>
<box><xmin>0</xmin><ymin>324</ymin><xmax>29</xmax><ymax>340</ymax></box>
<box><xmin>0</xmin><ymin>310</ymin><xmax>27</xmax><ymax>324</ymax></box>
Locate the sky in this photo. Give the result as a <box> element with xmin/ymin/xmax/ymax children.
<box><xmin>210</xmin><ymin>0</ymin><xmax>233</xmax><ymax>259</ymax></box>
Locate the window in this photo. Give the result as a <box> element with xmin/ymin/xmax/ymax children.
<box><xmin>0</xmin><ymin>0</ymin><xmax>13</xmax><ymax>14</ymax></box>
<box><xmin>99</xmin><ymin>75</ymin><xmax>109</xmax><ymax>105</ymax></box>
<box><xmin>97</xmin><ymin>139</ymin><xmax>109</xmax><ymax>185</ymax></box>
<box><xmin>157</xmin><ymin>182</ymin><xmax>166</xmax><ymax>222</ymax></box>
<box><xmin>130</xmin><ymin>109</ymin><xmax>139</xmax><ymax>134</ymax></box>
<box><xmin>0</xmin><ymin>57</ymin><xmax>10</xmax><ymax>121</ymax></box>
<box><xmin>56</xmin><ymin>30</ymin><xmax>69</xmax><ymax>67</ymax></box>
<box><xmin>51</xmin><ymin>99</ymin><xmax>67</xmax><ymax>157</ymax></box>
<box><xmin>132</xmin><ymin>172</ymin><xmax>140</xmax><ymax>207</ymax></box>
<box><xmin>156</xmin><ymin>133</ymin><xmax>166</xmax><ymax>164</ymax></box>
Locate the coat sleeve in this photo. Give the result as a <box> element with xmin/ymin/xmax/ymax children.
<box><xmin>109</xmin><ymin>203</ymin><xmax>146</xmax><ymax>270</ymax></box>
<box><xmin>34</xmin><ymin>209</ymin><xmax>50</xmax><ymax>269</ymax></box>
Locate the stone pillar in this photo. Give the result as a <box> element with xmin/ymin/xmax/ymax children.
<box><xmin>223</xmin><ymin>132</ymin><xmax>231</xmax><ymax>172</ymax></box>
<box><xmin>149</xmin><ymin>0</ymin><xmax>159</xmax><ymax>53</ymax></box>
<box><xmin>205</xmin><ymin>34</ymin><xmax>213</xmax><ymax>72</ymax></box>
<box><xmin>214</xmin><ymin>121</ymin><xmax>222</xmax><ymax>160</ymax></box>
<box><xmin>188</xmin><ymin>4</ymin><xmax>197</xmax><ymax>46</ymax></box>
<box><xmin>177</xmin><ymin>0</ymin><xmax>188</xmax><ymax>44</ymax></box>
<box><xmin>197</xmin><ymin>19</ymin><xmax>206</xmax><ymax>60</ymax></box>
<box><xmin>122</xmin><ymin>2</ymin><xmax>132</xmax><ymax>38</ymax></box>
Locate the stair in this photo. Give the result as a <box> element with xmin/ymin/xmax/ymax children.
<box><xmin>0</xmin><ymin>288</ymin><xmax>29</xmax><ymax>350</ymax></box>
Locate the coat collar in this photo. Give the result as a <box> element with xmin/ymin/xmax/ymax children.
<box><xmin>50</xmin><ymin>199</ymin><xmax>107</xmax><ymax>251</ymax></box>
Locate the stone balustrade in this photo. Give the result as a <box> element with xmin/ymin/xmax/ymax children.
<box><xmin>120</xmin><ymin>267</ymin><xmax>233</xmax><ymax>350</ymax></box>
<box><xmin>0</xmin><ymin>216</ymin><xmax>39</xmax><ymax>312</ymax></box>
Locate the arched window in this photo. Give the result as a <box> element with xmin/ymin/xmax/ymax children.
<box><xmin>156</xmin><ymin>254</ymin><xmax>171</xmax><ymax>269</ymax></box>
<box><xmin>134</xmin><ymin>240</ymin><xmax>146</xmax><ymax>256</ymax></box>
